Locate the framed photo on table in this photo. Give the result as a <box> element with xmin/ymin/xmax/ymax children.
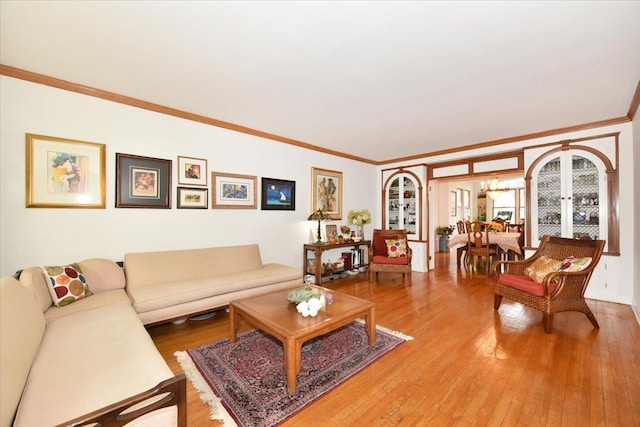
<box><xmin>25</xmin><ymin>133</ymin><xmax>106</xmax><ymax>208</ymax></box>
<box><xmin>261</xmin><ymin>177</ymin><xmax>295</xmax><ymax>211</ymax></box>
<box><xmin>311</xmin><ymin>167</ymin><xmax>342</xmax><ymax>220</ymax></box>
<box><xmin>177</xmin><ymin>187</ymin><xmax>208</xmax><ymax>209</ymax></box>
<box><xmin>116</xmin><ymin>153</ymin><xmax>172</xmax><ymax>208</ymax></box>
<box><xmin>177</xmin><ymin>156</ymin><xmax>207</xmax><ymax>186</ymax></box>
<box><xmin>211</xmin><ymin>171</ymin><xmax>257</xmax><ymax>209</ymax></box>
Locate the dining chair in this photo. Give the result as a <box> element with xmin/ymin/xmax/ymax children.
<box><xmin>465</xmin><ymin>221</ymin><xmax>499</xmax><ymax>274</ymax></box>
<box><xmin>455</xmin><ymin>220</ymin><xmax>467</xmax><ymax>267</ymax></box>
<box><xmin>493</xmin><ymin>235</ymin><xmax>605</xmax><ymax>333</ymax></box>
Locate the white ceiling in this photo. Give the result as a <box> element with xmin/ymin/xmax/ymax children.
<box><xmin>1</xmin><ymin>1</ymin><xmax>639</xmax><ymax>163</ymax></box>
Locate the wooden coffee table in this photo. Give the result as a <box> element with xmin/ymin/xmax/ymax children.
<box><xmin>229</xmin><ymin>285</ymin><xmax>376</xmax><ymax>395</ymax></box>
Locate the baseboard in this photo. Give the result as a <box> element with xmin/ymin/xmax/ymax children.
<box><xmin>632</xmin><ymin>302</ymin><xmax>640</xmax><ymax>327</ymax></box>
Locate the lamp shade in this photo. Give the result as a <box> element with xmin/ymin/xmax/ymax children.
<box><xmin>308</xmin><ymin>209</ymin><xmax>332</xmax><ymax>221</ymax></box>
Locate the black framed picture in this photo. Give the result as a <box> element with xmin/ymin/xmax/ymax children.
<box><xmin>261</xmin><ymin>177</ymin><xmax>295</xmax><ymax>211</ymax></box>
<box><xmin>116</xmin><ymin>153</ymin><xmax>172</xmax><ymax>208</ymax></box>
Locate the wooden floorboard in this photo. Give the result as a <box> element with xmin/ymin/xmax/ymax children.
<box><xmin>148</xmin><ymin>253</ymin><xmax>640</xmax><ymax>426</ymax></box>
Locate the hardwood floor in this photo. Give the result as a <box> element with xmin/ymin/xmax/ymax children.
<box><xmin>148</xmin><ymin>253</ymin><xmax>640</xmax><ymax>426</ymax></box>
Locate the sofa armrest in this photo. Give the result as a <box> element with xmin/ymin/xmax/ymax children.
<box><xmin>56</xmin><ymin>375</ymin><xmax>187</xmax><ymax>427</ymax></box>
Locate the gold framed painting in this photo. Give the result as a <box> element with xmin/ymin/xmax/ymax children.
<box><xmin>25</xmin><ymin>133</ymin><xmax>106</xmax><ymax>208</ymax></box>
<box><xmin>311</xmin><ymin>167</ymin><xmax>342</xmax><ymax>220</ymax></box>
<box><xmin>177</xmin><ymin>155</ymin><xmax>207</xmax><ymax>186</ymax></box>
<box><xmin>211</xmin><ymin>171</ymin><xmax>257</xmax><ymax>209</ymax></box>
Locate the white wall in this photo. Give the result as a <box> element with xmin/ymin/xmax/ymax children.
<box><xmin>379</xmin><ymin>122</ymin><xmax>636</xmax><ymax>305</ymax></box>
<box><xmin>0</xmin><ymin>76</ymin><xmax>377</xmax><ymax>276</ymax></box>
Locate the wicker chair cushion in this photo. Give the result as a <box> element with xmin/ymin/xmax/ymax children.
<box><xmin>498</xmin><ymin>273</ymin><xmax>558</xmax><ymax>297</ymax></box>
<box><xmin>385</xmin><ymin>239</ymin><xmax>407</xmax><ymax>258</ymax></box>
<box><xmin>523</xmin><ymin>256</ymin><xmax>562</xmax><ymax>283</ymax></box>
<box><xmin>372</xmin><ymin>255</ymin><xmax>409</xmax><ymax>265</ymax></box>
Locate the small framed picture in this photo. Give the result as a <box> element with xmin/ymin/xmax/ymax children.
<box><xmin>261</xmin><ymin>177</ymin><xmax>296</xmax><ymax>211</ymax></box>
<box><xmin>211</xmin><ymin>171</ymin><xmax>257</xmax><ymax>209</ymax></box>
<box><xmin>311</xmin><ymin>167</ymin><xmax>342</xmax><ymax>220</ymax></box>
<box><xmin>177</xmin><ymin>187</ymin><xmax>208</xmax><ymax>209</ymax></box>
<box><xmin>25</xmin><ymin>133</ymin><xmax>106</xmax><ymax>208</ymax></box>
<box><xmin>325</xmin><ymin>224</ymin><xmax>337</xmax><ymax>241</ymax></box>
<box><xmin>116</xmin><ymin>153</ymin><xmax>172</xmax><ymax>208</ymax></box>
<box><xmin>177</xmin><ymin>156</ymin><xmax>207</xmax><ymax>186</ymax></box>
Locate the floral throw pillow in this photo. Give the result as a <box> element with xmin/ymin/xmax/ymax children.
<box><xmin>42</xmin><ymin>263</ymin><xmax>92</xmax><ymax>306</ymax></box>
<box><xmin>557</xmin><ymin>256</ymin><xmax>592</xmax><ymax>273</ymax></box>
<box><xmin>524</xmin><ymin>256</ymin><xmax>562</xmax><ymax>283</ymax></box>
<box><xmin>385</xmin><ymin>238</ymin><xmax>407</xmax><ymax>258</ymax></box>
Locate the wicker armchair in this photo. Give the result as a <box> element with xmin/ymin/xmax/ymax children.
<box><xmin>493</xmin><ymin>235</ymin><xmax>605</xmax><ymax>333</ymax></box>
<box><xmin>368</xmin><ymin>229</ymin><xmax>412</xmax><ymax>283</ymax></box>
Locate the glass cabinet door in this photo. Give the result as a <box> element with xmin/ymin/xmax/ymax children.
<box><xmin>532</xmin><ymin>150</ymin><xmax>607</xmax><ymax>249</ymax></box>
<box><xmin>385</xmin><ymin>174</ymin><xmax>419</xmax><ymax>238</ymax></box>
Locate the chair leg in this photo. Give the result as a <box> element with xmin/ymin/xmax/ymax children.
<box><xmin>543</xmin><ymin>313</ymin><xmax>554</xmax><ymax>334</ymax></box>
<box><xmin>494</xmin><ymin>294</ymin><xmax>502</xmax><ymax>309</ymax></box>
<box><xmin>583</xmin><ymin>307</ymin><xmax>600</xmax><ymax>329</ymax></box>
<box><xmin>369</xmin><ymin>270</ymin><xmax>373</xmax><ymax>283</ymax></box>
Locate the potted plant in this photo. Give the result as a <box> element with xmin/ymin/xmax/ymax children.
<box><xmin>436</xmin><ymin>225</ymin><xmax>455</xmax><ymax>252</ymax></box>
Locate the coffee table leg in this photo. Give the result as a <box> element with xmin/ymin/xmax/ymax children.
<box><xmin>229</xmin><ymin>304</ymin><xmax>238</xmax><ymax>344</ymax></box>
<box><xmin>284</xmin><ymin>338</ymin><xmax>302</xmax><ymax>395</ymax></box>
<box><xmin>365</xmin><ymin>307</ymin><xmax>376</xmax><ymax>346</ymax></box>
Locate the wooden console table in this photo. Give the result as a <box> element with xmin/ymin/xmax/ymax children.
<box><xmin>303</xmin><ymin>240</ymin><xmax>371</xmax><ymax>285</ymax></box>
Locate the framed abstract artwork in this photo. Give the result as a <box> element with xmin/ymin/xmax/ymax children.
<box><xmin>311</xmin><ymin>167</ymin><xmax>342</xmax><ymax>220</ymax></box>
<box><xmin>211</xmin><ymin>171</ymin><xmax>257</xmax><ymax>209</ymax></box>
<box><xmin>177</xmin><ymin>187</ymin><xmax>208</xmax><ymax>209</ymax></box>
<box><xmin>177</xmin><ymin>156</ymin><xmax>207</xmax><ymax>186</ymax></box>
<box><xmin>25</xmin><ymin>133</ymin><xmax>106</xmax><ymax>208</ymax></box>
<box><xmin>261</xmin><ymin>177</ymin><xmax>295</xmax><ymax>211</ymax></box>
<box><xmin>115</xmin><ymin>153</ymin><xmax>172</xmax><ymax>208</ymax></box>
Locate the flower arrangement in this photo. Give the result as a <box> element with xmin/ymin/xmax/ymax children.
<box><xmin>347</xmin><ymin>209</ymin><xmax>372</xmax><ymax>226</ymax></box>
<box><xmin>436</xmin><ymin>225</ymin><xmax>455</xmax><ymax>236</ymax></box>
<box><xmin>487</xmin><ymin>222</ymin><xmax>504</xmax><ymax>232</ymax></box>
<box><xmin>340</xmin><ymin>225</ymin><xmax>351</xmax><ymax>234</ymax></box>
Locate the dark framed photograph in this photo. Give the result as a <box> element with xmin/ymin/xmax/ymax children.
<box><xmin>25</xmin><ymin>133</ymin><xmax>106</xmax><ymax>208</ymax></box>
<box><xmin>116</xmin><ymin>153</ymin><xmax>172</xmax><ymax>208</ymax></box>
<box><xmin>261</xmin><ymin>177</ymin><xmax>296</xmax><ymax>211</ymax></box>
<box><xmin>177</xmin><ymin>187</ymin><xmax>208</xmax><ymax>209</ymax></box>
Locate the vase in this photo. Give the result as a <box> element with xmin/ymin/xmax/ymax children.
<box><xmin>357</xmin><ymin>225</ymin><xmax>364</xmax><ymax>240</ymax></box>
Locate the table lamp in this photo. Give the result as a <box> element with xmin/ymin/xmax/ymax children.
<box><xmin>308</xmin><ymin>209</ymin><xmax>332</xmax><ymax>244</ymax></box>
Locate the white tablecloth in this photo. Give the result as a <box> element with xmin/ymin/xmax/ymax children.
<box><xmin>447</xmin><ymin>232</ymin><xmax>522</xmax><ymax>255</ymax></box>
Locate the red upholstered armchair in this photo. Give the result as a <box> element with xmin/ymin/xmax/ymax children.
<box><xmin>493</xmin><ymin>235</ymin><xmax>605</xmax><ymax>333</ymax></box>
<box><xmin>369</xmin><ymin>229</ymin><xmax>412</xmax><ymax>283</ymax></box>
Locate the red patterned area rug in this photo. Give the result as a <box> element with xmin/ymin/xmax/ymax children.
<box><xmin>175</xmin><ymin>321</ymin><xmax>412</xmax><ymax>427</ymax></box>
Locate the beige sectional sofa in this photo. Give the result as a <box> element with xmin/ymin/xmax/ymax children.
<box><xmin>1</xmin><ymin>244</ymin><xmax>301</xmax><ymax>426</ymax></box>
<box><xmin>124</xmin><ymin>244</ymin><xmax>303</xmax><ymax>325</ymax></box>
<box><xmin>0</xmin><ymin>258</ymin><xmax>185</xmax><ymax>427</ymax></box>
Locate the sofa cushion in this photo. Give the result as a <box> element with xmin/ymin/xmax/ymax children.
<box><xmin>523</xmin><ymin>256</ymin><xmax>562</xmax><ymax>283</ymax></box>
<box><xmin>498</xmin><ymin>273</ymin><xmax>559</xmax><ymax>297</ymax></box>
<box><xmin>19</xmin><ymin>267</ymin><xmax>54</xmax><ymax>312</ymax></box>
<box><xmin>13</xmin><ymin>303</ymin><xmax>173</xmax><ymax>427</ymax></box>
<box><xmin>124</xmin><ymin>245</ymin><xmax>264</xmax><ymax>289</ymax></box>
<box><xmin>128</xmin><ymin>263</ymin><xmax>301</xmax><ymax>314</ymax></box>
<box><xmin>42</xmin><ymin>263</ymin><xmax>93</xmax><ymax>306</ymax></box>
<box><xmin>385</xmin><ymin>238</ymin><xmax>407</xmax><ymax>258</ymax></box>
<box><xmin>44</xmin><ymin>289</ymin><xmax>132</xmax><ymax>322</ymax></box>
<box><xmin>77</xmin><ymin>258</ymin><xmax>125</xmax><ymax>293</ymax></box>
<box><xmin>0</xmin><ymin>277</ymin><xmax>46</xmax><ymax>427</ymax></box>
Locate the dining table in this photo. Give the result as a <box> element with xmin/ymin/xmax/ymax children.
<box><xmin>447</xmin><ymin>231</ymin><xmax>522</xmax><ymax>265</ymax></box>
